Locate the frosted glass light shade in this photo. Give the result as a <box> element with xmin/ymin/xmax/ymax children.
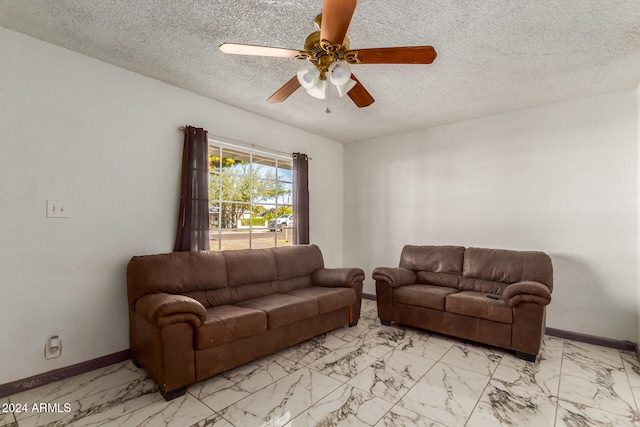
<box><xmin>328</xmin><ymin>62</ymin><xmax>352</xmax><ymax>86</ymax></box>
<box><xmin>297</xmin><ymin>66</ymin><xmax>320</xmax><ymax>90</ymax></box>
<box><xmin>335</xmin><ymin>78</ymin><xmax>357</xmax><ymax>97</ymax></box>
<box><xmin>306</xmin><ymin>79</ymin><xmax>326</xmax><ymax>99</ymax></box>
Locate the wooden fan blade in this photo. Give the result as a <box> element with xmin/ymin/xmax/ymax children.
<box><xmin>320</xmin><ymin>0</ymin><xmax>357</xmax><ymax>45</ymax></box>
<box><xmin>353</xmin><ymin>46</ymin><xmax>437</xmax><ymax>64</ymax></box>
<box><xmin>347</xmin><ymin>74</ymin><xmax>374</xmax><ymax>108</ymax></box>
<box><xmin>219</xmin><ymin>43</ymin><xmax>301</xmax><ymax>58</ymax></box>
<box><xmin>268</xmin><ymin>76</ymin><xmax>301</xmax><ymax>103</ymax></box>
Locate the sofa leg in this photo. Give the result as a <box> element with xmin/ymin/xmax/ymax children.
<box><xmin>160</xmin><ymin>386</ymin><xmax>188</xmax><ymax>401</ymax></box>
<box><xmin>515</xmin><ymin>351</ymin><xmax>537</xmax><ymax>362</ymax></box>
<box><xmin>349</xmin><ymin>320</ymin><xmax>359</xmax><ymax>327</ymax></box>
<box><xmin>380</xmin><ymin>319</ymin><xmax>392</xmax><ymax>326</ymax></box>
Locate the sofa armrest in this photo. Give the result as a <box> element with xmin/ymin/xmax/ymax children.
<box><xmin>503</xmin><ymin>281</ymin><xmax>552</xmax><ymax>307</ymax></box>
<box><xmin>135</xmin><ymin>293</ymin><xmax>207</xmax><ymax>328</ymax></box>
<box><xmin>372</xmin><ymin>267</ymin><xmax>417</xmax><ymax>288</ymax></box>
<box><xmin>311</xmin><ymin>268</ymin><xmax>365</xmax><ymax>288</ymax></box>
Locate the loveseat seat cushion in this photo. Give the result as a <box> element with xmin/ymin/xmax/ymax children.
<box><xmin>286</xmin><ymin>286</ymin><xmax>356</xmax><ymax>314</ymax></box>
<box><xmin>394</xmin><ymin>285</ymin><xmax>459</xmax><ymax>311</ymax></box>
<box><xmin>237</xmin><ymin>294</ymin><xmax>319</xmax><ymax>329</ymax></box>
<box><xmin>195</xmin><ymin>305</ymin><xmax>267</xmax><ymax>350</ymax></box>
<box><xmin>445</xmin><ymin>291</ymin><xmax>512</xmax><ymax>324</ymax></box>
<box><xmin>458</xmin><ymin>277</ymin><xmax>508</xmax><ymax>295</ymax></box>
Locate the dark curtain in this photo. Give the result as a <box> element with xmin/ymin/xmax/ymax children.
<box><xmin>174</xmin><ymin>126</ymin><xmax>210</xmax><ymax>252</ymax></box>
<box><xmin>292</xmin><ymin>153</ymin><xmax>309</xmax><ymax>245</ymax></box>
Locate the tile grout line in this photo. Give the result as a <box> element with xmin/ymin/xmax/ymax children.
<box><xmin>552</xmin><ymin>338</ymin><xmax>566</xmax><ymax>427</ymax></box>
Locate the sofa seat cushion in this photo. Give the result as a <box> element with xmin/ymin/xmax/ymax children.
<box><xmin>286</xmin><ymin>286</ymin><xmax>356</xmax><ymax>314</ymax></box>
<box><xmin>237</xmin><ymin>294</ymin><xmax>319</xmax><ymax>329</ymax></box>
<box><xmin>196</xmin><ymin>305</ymin><xmax>267</xmax><ymax>350</ymax></box>
<box><xmin>446</xmin><ymin>291</ymin><xmax>513</xmax><ymax>324</ymax></box>
<box><xmin>394</xmin><ymin>285</ymin><xmax>459</xmax><ymax>310</ymax></box>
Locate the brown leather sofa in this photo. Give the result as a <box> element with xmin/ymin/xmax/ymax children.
<box><xmin>127</xmin><ymin>244</ymin><xmax>364</xmax><ymax>400</ymax></box>
<box><xmin>373</xmin><ymin>245</ymin><xmax>553</xmax><ymax>361</ymax></box>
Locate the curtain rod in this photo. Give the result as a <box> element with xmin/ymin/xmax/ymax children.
<box><xmin>178</xmin><ymin>126</ymin><xmax>311</xmax><ymax>160</ymax></box>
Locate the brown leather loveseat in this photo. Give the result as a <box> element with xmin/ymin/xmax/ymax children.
<box><xmin>127</xmin><ymin>244</ymin><xmax>364</xmax><ymax>400</ymax></box>
<box><xmin>373</xmin><ymin>245</ymin><xmax>552</xmax><ymax>361</ymax></box>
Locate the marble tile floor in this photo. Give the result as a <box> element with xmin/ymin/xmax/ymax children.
<box><xmin>3</xmin><ymin>299</ymin><xmax>640</xmax><ymax>426</ymax></box>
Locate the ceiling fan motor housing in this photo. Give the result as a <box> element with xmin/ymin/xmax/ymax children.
<box><xmin>300</xmin><ymin>30</ymin><xmax>353</xmax><ymax>80</ymax></box>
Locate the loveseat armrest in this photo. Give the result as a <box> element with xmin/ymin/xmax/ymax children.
<box><xmin>372</xmin><ymin>267</ymin><xmax>417</xmax><ymax>288</ymax></box>
<box><xmin>135</xmin><ymin>293</ymin><xmax>207</xmax><ymax>328</ymax></box>
<box><xmin>311</xmin><ymin>268</ymin><xmax>365</xmax><ymax>288</ymax></box>
<box><xmin>503</xmin><ymin>281</ymin><xmax>552</xmax><ymax>307</ymax></box>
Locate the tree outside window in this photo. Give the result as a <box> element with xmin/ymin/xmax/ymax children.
<box><xmin>208</xmin><ymin>143</ymin><xmax>293</xmax><ymax>250</ymax></box>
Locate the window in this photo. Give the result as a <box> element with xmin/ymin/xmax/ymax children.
<box><xmin>208</xmin><ymin>140</ymin><xmax>293</xmax><ymax>251</ymax></box>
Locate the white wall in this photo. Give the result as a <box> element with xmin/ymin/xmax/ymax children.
<box><xmin>0</xmin><ymin>28</ymin><xmax>344</xmax><ymax>385</ymax></box>
<box><xmin>345</xmin><ymin>90</ymin><xmax>639</xmax><ymax>342</ymax></box>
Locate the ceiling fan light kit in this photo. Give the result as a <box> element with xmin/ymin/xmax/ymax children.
<box><xmin>219</xmin><ymin>0</ymin><xmax>437</xmax><ymax>108</ymax></box>
<box><xmin>296</xmin><ymin>61</ymin><xmax>354</xmax><ymax>100</ymax></box>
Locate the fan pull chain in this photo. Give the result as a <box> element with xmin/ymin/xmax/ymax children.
<box><xmin>325</xmin><ymin>84</ymin><xmax>331</xmax><ymax>114</ymax></box>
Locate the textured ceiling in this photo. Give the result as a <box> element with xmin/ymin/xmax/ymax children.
<box><xmin>1</xmin><ymin>0</ymin><xmax>639</xmax><ymax>143</ymax></box>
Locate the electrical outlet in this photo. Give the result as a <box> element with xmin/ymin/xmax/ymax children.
<box><xmin>44</xmin><ymin>336</ymin><xmax>61</xmax><ymax>359</ymax></box>
<box><xmin>46</xmin><ymin>200</ymin><xmax>69</xmax><ymax>218</ymax></box>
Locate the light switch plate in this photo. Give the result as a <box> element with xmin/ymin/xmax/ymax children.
<box><xmin>46</xmin><ymin>200</ymin><xmax>69</xmax><ymax>218</ymax></box>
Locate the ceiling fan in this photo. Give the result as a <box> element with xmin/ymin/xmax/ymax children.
<box><xmin>219</xmin><ymin>0</ymin><xmax>437</xmax><ymax>108</ymax></box>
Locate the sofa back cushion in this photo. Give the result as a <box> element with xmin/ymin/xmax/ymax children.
<box><xmin>400</xmin><ymin>245</ymin><xmax>465</xmax><ymax>273</ymax></box>
<box><xmin>400</xmin><ymin>245</ymin><xmax>464</xmax><ymax>289</ymax></box>
<box><xmin>222</xmin><ymin>248</ymin><xmax>279</xmax><ymax>302</ymax></box>
<box><xmin>273</xmin><ymin>244</ymin><xmax>324</xmax><ymax>292</ymax></box>
<box><xmin>461</xmin><ymin>247</ymin><xmax>553</xmax><ymax>293</ymax></box>
<box><xmin>127</xmin><ymin>244</ymin><xmax>333</xmax><ymax>309</ymax></box>
<box><xmin>415</xmin><ymin>271</ymin><xmax>460</xmax><ymax>288</ymax></box>
<box><xmin>127</xmin><ymin>251</ymin><xmax>228</xmax><ymax>308</ymax></box>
